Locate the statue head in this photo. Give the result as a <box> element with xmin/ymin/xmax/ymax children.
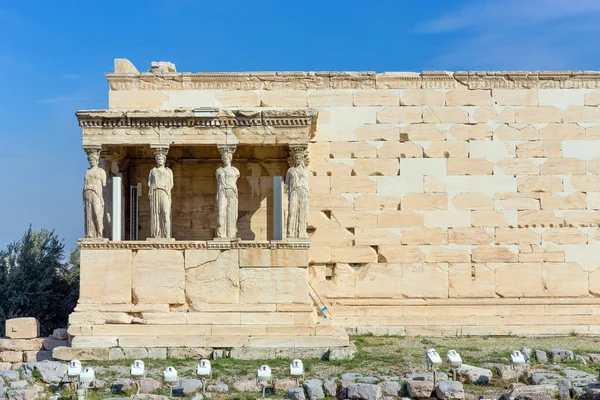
<box><xmin>155</xmin><ymin>153</ymin><xmax>166</xmax><ymax>167</ymax></box>
<box><xmin>293</xmin><ymin>151</ymin><xmax>305</xmax><ymax>167</ymax></box>
<box><xmin>218</xmin><ymin>145</ymin><xmax>236</xmax><ymax>167</ymax></box>
<box><xmin>85</xmin><ymin>148</ymin><xmax>101</xmax><ymax>168</ymax></box>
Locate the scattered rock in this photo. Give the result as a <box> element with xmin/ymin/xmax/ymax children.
<box><xmin>20</xmin><ymin>361</ymin><xmax>67</xmax><ymax>384</ymax></box>
<box><xmin>288</xmin><ymin>387</ymin><xmax>306</xmax><ymax>400</ymax></box>
<box><xmin>531</xmin><ymin>372</ymin><xmax>561</xmax><ymax>385</ymax></box>
<box><xmin>341</xmin><ymin>373</ymin><xmax>363</xmax><ymax>382</ymax></box>
<box><xmin>520</xmin><ymin>347</ymin><xmax>533</xmax><ymax>361</ymax></box>
<box><xmin>0</xmin><ymin>371</ymin><xmax>19</xmax><ymax>383</ymax></box>
<box><xmin>6</xmin><ymin>389</ymin><xmax>38</xmax><ymax>400</ymax></box>
<box><xmin>42</xmin><ymin>338</ymin><xmax>66</xmax><ymax>352</ymax></box>
<box><xmin>576</xmin><ymin>355</ymin><xmax>589</xmax><ymax>365</ymax></box>
<box><xmin>582</xmin><ymin>386</ymin><xmax>600</xmax><ymax>400</ymax></box>
<box><xmin>572</xmin><ymin>387</ymin><xmax>586</xmax><ymax>399</ymax></box>
<box><xmin>379</xmin><ymin>380</ymin><xmax>401</xmax><ymax>397</ymax></box>
<box><xmin>456</xmin><ymin>364</ymin><xmax>492</xmax><ymax>385</ymax></box>
<box><xmin>232</xmin><ymin>379</ymin><xmax>261</xmax><ymax>393</ymax></box>
<box><xmin>8</xmin><ymin>381</ymin><xmax>27</xmax><ymax>390</ymax></box>
<box><xmin>205</xmin><ymin>382</ymin><xmax>228</xmax><ymax>393</ymax></box>
<box><xmin>495</xmin><ymin>364</ymin><xmax>529</xmax><ymax>380</ymax></box>
<box><xmin>52</xmin><ymin>347</ymin><xmax>109</xmax><ymax>361</ymax></box>
<box><xmin>562</xmin><ymin>369</ymin><xmax>593</xmax><ymax>380</ymax></box>
<box><xmin>167</xmin><ymin>348</ymin><xmax>213</xmax><ymax>360</ymax></box>
<box><xmin>131</xmin><ymin>395</ymin><xmax>169</xmax><ymax>400</ymax></box>
<box><xmin>505</xmin><ymin>384</ymin><xmax>559</xmax><ymax>400</ymax></box>
<box><xmin>550</xmin><ymin>349</ymin><xmax>574</xmax><ymax>363</ymax></box>
<box><xmin>0</xmin><ymin>363</ymin><xmax>12</xmax><ymax>370</ymax></box>
<box><xmin>557</xmin><ymin>379</ymin><xmax>571</xmax><ymax>400</ymax></box>
<box><xmin>435</xmin><ymin>381</ymin><xmax>465</xmax><ymax>400</ymax></box>
<box><xmin>304</xmin><ymin>379</ymin><xmax>324</xmax><ymax>400</ymax></box>
<box><xmin>179</xmin><ymin>378</ymin><xmax>202</xmax><ymax>394</ymax></box>
<box><xmin>407</xmin><ymin>380</ymin><xmax>434</xmax><ymax>398</ymax></box>
<box><xmin>52</xmin><ymin>329</ymin><xmax>67</xmax><ymax>341</ymax></box>
<box><xmin>535</xmin><ymin>350</ymin><xmax>548</xmax><ymax>363</ymax></box>
<box><xmin>190</xmin><ymin>395</ymin><xmax>203</xmax><ymax>400</ymax></box>
<box><xmin>111</xmin><ymin>378</ymin><xmax>137</xmax><ymax>393</ymax></box>
<box><xmin>347</xmin><ymin>383</ymin><xmax>382</xmax><ymax>400</ymax></box>
<box><xmin>91</xmin><ymin>379</ymin><xmax>105</xmax><ymax>390</ymax></box>
<box><xmin>329</xmin><ymin>343</ymin><xmax>357</xmax><ymax>361</ymax></box>
<box><xmin>588</xmin><ymin>354</ymin><xmax>600</xmax><ymax>363</ymax></box>
<box><xmin>138</xmin><ymin>378</ymin><xmax>161</xmax><ymax>394</ymax></box>
<box><xmin>324</xmin><ymin>378</ymin><xmax>337</xmax><ymax>397</ymax></box>
<box><xmin>212</xmin><ymin>350</ymin><xmax>227</xmax><ymax>359</ymax></box>
<box><xmin>357</xmin><ymin>377</ymin><xmax>380</xmax><ymax>384</ymax></box>
<box><xmin>275</xmin><ymin>378</ymin><xmax>298</xmax><ymax>391</ymax></box>
<box><xmin>405</xmin><ymin>372</ymin><xmax>448</xmax><ymax>382</ymax></box>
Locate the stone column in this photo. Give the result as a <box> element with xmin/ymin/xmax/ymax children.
<box><xmin>215</xmin><ymin>144</ymin><xmax>240</xmax><ymax>240</ymax></box>
<box><xmin>148</xmin><ymin>145</ymin><xmax>173</xmax><ymax>239</ymax></box>
<box><xmin>82</xmin><ymin>145</ymin><xmax>106</xmax><ymax>239</ymax></box>
<box><xmin>285</xmin><ymin>145</ymin><xmax>310</xmax><ymax>240</ymax></box>
<box><xmin>273</xmin><ymin>176</ymin><xmax>284</xmax><ymax>240</ymax></box>
<box><xmin>112</xmin><ymin>176</ymin><xmax>122</xmax><ymax>241</ymax></box>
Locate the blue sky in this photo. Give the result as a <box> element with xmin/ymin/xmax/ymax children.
<box><xmin>1</xmin><ymin>0</ymin><xmax>599</xmax><ymax>250</ymax></box>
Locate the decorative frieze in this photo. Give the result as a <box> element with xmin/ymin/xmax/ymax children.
<box><xmin>77</xmin><ymin>240</ymin><xmax>311</xmax><ymax>250</ymax></box>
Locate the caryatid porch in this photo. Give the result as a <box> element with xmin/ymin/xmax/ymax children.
<box><xmin>69</xmin><ymin>108</ymin><xmax>350</xmax><ymax>357</ymax></box>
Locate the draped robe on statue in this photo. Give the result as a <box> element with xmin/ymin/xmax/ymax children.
<box><xmin>83</xmin><ymin>167</ymin><xmax>106</xmax><ymax>238</ymax></box>
<box><xmin>149</xmin><ymin>166</ymin><xmax>173</xmax><ymax>238</ymax></box>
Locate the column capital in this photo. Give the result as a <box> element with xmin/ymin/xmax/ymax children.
<box><xmin>217</xmin><ymin>144</ymin><xmax>237</xmax><ymax>155</ymax></box>
<box><xmin>83</xmin><ymin>145</ymin><xmax>102</xmax><ymax>156</ymax></box>
<box><xmin>150</xmin><ymin>144</ymin><xmax>169</xmax><ymax>156</ymax></box>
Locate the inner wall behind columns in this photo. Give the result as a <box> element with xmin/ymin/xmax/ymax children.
<box><xmin>121</xmin><ymin>144</ymin><xmax>291</xmax><ymax>241</ymax></box>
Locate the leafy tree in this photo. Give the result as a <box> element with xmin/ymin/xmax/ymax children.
<box><xmin>0</xmin><ymin>226</ymin><xmax>79</xmax><ymax>336</ymax></box>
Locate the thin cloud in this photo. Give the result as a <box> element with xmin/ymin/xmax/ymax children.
<box><xmin>415</xmin><ymin>0</ymin><xmax>600</xmax><ymax>70</ymax></box>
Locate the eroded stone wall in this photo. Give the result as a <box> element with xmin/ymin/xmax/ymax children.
<box><xmin>103</xmin><ymin>66</ymin><xmax>600</xmax><ymax>335</ymax></box>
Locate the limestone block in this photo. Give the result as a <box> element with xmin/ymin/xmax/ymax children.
<box><xmin>71</xmin><ymin>336</ymin><xmax>118</xmax><ymax>348</ymax></box>
<box><xmin>540</xmin><ymin>158</ymin><xmax>585</xmax><ymax>175</ymax></box>
<box><xmin>0</xmin><ymin>339</ymin><xmax>43</xmax><ymax>351</ymax></box>
<box><xmin>0</xmin><ymin>352</ymin><xmax>22</xmax><ymax>363</ymax></box>
<box><xmin>472</xmin><ymin>246</ymin><xmax>517</xmax><ymax>262</ymax></box>
<box><xmin>376</xmin><ymin>107</ymin><xmax>422</xmax><ymax>123</ymax></box>
<box><xmin>446</xmin><ymin>90</ymin><xmax>492</xmax><ymax>106</ymax></box>
<box><xmin>5</xmin><ymin>318</ymin><xmax>39</xmax><ymax>339</ymax></box>
<box><xmin>52</xmin><ymin>346</ymin><xmax>109</xmax><ymax>361</ymax></box>
<box><xmin>261</xmin><ymin>90</ymin><xmax>307</xmax><ymax>107</ymax></box>
<box><xmin>400</xmin><ymin>158</ymin><xmax>446</xmax><ymax>176</ymax></box>
<box><xmin>497</xmin><ymin>195</ymin><xmax>540</xmax><ymax>210</ymax></box>
<box><xmin>540</xmin><ymin>123</ymin><xmax>585</xmax><ymax>140</ymax></box>
<box><xmin>539</xmin><ymin>89</ymin><xmax>585</xmax><ymax>107</ymax></box>
<box><xmin>563</xmin><ymin>140</ymin><xmax>600</xmax><ymax>158</ymax></box>
<box><xmin>541</xmin><ymin>263</ymin><xmax>588</xmax><ymax>297</ymax></box>
<box><xmin>449</xmin><ymin>263</ymin><xmax>496</xmax><ymax>298</ymax></box>
<box><xmin>80</xmin><ymin>250</ymin><xmax>132</xmax><ymax>304</ymax></box>
<box><xmin>562</xmin><ymin>106</ymin><xmax>600</xmax><ymax>123</ymax></box>
<box><xmin>588</xmin><ymin>126</ymin><xmax>600</xmax><ymax>138</ymax></box>
<box><xmin>310</xmin><ymin>228</ymin><xmax>354</xmax><ymax>245</ymax></box>
<box><xmin>517</xmin><ymin>176</ymin><xmax>562</xmax><ymax>193</ymax></box>
<box><xmin>240</xmin><ymin>268</ymin><xmax>309</xmax><ymax>304</ymax></box>
<box><xmin>215</xmin><ymin>90</ymin><xmax>260</xmax><ymax>107</ymax></box>
<box><xmin>187</xmin><ymin>312</ymin><xmax>240</xmax><ymax>324</ymax></box>
<box><xmin>23</xmin><ymin>351</ymin><xmax>52</xmax><ymax>362</ymax></box>
<box><xmin>589</xmin><ymin>159</ymin><xmax>600</xmax><ymax>174</ymax></box>
<box><xmin>516</xmin><ymin>140</ymin><xmax>562</xmax><ymax>158</ymax></box>
<box><xmin>401</xmin><ymin>193</ymin><xmax>448</xmax><ymax>210</ymax></box>
<box><xmin>108</xmin><ymin>91</ymin><xmax>168</xmax><ymax>109</ymax></box>
<box><xmin>470</xmin><ymin>141</ymin><xmax>515</xmax><ymax>158</ymax></box>
<box><xmin>452</xmin><ymin>193</ymin><xmax>493</xmax><ymax>210</ymax></box>
<box><xmin>165</xmin><ymin>90</ymin><xmax>216</xmax><ymax>108</ymax></box>
<box><xmin>308</xmin><ymin>177</ymin><xmax>331</xmax><ymax>195</ymax></box>
<box><xmin>540</xmin><ymin>193</ymin><xmax>586</xmax><ymax>210</ymax></box>
<box><xmin>425</xmin><ymin>247</ymin><xmax>470</xmax><ymax>263</ymax></box>
<box><xmin>377</xmin><ymin>141</ymin><xmax>423</xmax><ymax>158</ymax></box>
<box><xmin>496</xmin><ymin>124</ymin><xmax>539</xmax><ymax>141</ymax></box>
<box><xmin>353</xmin><ymin>158</ymin><xmax>400</xmax><ymax>176</ymax></box>
<box><xmin>132</xmin><ymin>250</ymin><xmax>185</xmax><ymax>304</ymax></box>
<box><xmin>402</xmin><ymin>124</ymin><xmax>446</xmax><ymax>141</ymax></box>
<box><xmin>570</xmin><ymin>175</ymin><xmax>600</xmax><ymax>192</ymax></box>
<box><xmin>307</xmin><ymin>90</ymin><xmax>353</xmax><ymax>107</ymax></box>
<box><xmin>331</xmin><ymin>176</ymin><xmax>376</xmax><ymax>193</ymax></box>
<box><xmin>424</xmin><ymin>211</ymin><xmax>471</xmax><ymax>228</ymax></box>
<box><xmin>354</xmin><ymin>89</ymin><xmax>399</xmax><ymax>106</ymax></box>
<box><xmin>376</xmin><ymin>175</ymin><xmax>424</xmax><ymax>195</ymax></box>
<box><xmin>492</xmin><ymin>89</ymin><xmax>538</xmax><ymax>106</ymax></box>
<box><xmin>472</xmin><ymin>210</ymin><xmax>512</xmax><ymax>227</ymax></box>
<box><xmin>447</xmin><ymin>159</ymin><xmax>493</xmax><ymax>175</ymax></box>
<box><xmin>140</xmin><ymin>313</ymin><xmax>187</xmax><ymax>324</ymax></box>
<box><xmin>515</xmin><ymin>106</ymin><xmax>560</xmax><ymax>123</ymax></box>
<box><xmin>354</xmin><ymin>124</ymin><xmax>399</xmax><ymax>141</ymax></box>
<box><xmin>495</xmin><ymin>228</ymin><xmax>540</xmax><ymax>245</ymax></box>
<box><xmin>585</xmin><ymin>90</ymin><xmax>600</xmax><ymax>106</ymax></box>
<box><xmin>354</xmin><ymin>194</ymin><xmax>401</xmax><ymax>211</ymax></box>
<box><xmin>378</xmin><ymin>211</ymin><xmax>424</xmax><ymax>228</ymax></box>
<box><xmin>330</xmin><ymin>106</ymin><xmax>378</xmax><ymax>128</ymax></box>
<box><xmin>474</xmin><ymin>107</ymin><xmax>515</xmax><ymax>123</ymax></box>
<box><xmin>423</xmin><ymin>107</ymin><xmax>469</xmax><ymax>123</ymax></box>
<box><xmin>309</xmin><ymin>264</ymin><xmax>355</xmax><ymax>298</ymax></box>
<box><xmin>401</xmin><ymin>89</ymin><xmax>445</xmax><ymax>106</ymax></box>
<box><xmin>518</xmin><ymin>210</ymin><xmax>564</xmax><ymax>227</ymax></box>
<box><xmin>402</xmin><ymin>228</ymin><xmax>448</xmax><ymax>245</ymax></box>
<box><xmin>450</xmin><ymin>124</ymin><xmax>492</xmax><ymax>140</ymax></box>
<box><xmin>239</xmin><ymin>248</ymin><xmax>307</xmax><ymax>267</ymax></box>
<box><xmin>401</xmin><ymin>263</ymin><xmax>448</xmax><ymax>298</ymax></box>
<box><xmin>354</xmin><ymin>228</ymin><xmax>401</xmax><ymax>245</ymax></box>
<box><xmin>354</xmin><ymin>263</ymin><xmax>402</xmax><ymax>298</ymax></box>
<box><xmin>495</xmin><ymin>158</ymin><xmax>538</xmax><ymax>176</ymax></box>
<box><xmin>378</xmin><ymin>246</ymin><xmax>425</xmax><ymax>263</ymax></box>
<box><xmin>495</xmin><ymin>263</ymin><xmax>543</xmax><ymax>297</ymax></box>
<box><xmin>329</xmin><ymin>142</ymin><xmax>377</xmax><ymax>159</ymax></box>
<box><xmin>564</xmin><ymin>210</ymin><xmax>600</xmax><ymax>226</ymax></box>
<box><xmin>329</xmin><ymin>211</ymin><xmax>378</xmax><ymax>228</ymax></box>
<box><xmin>588</xmin><ymin>193</ymin><xmax>600</xmax><ymax>209</ymax></box>
<box><xmin>448</xmin><ymin>228</ymin><xmax>493</xmax><ymax>245</ymax></box>
<box><xmin>423</xmin><ymin>141</ymin><xmax>469</xmax><ymax>158</ymax></box>
<box><xmin>332</xmin><ymin>246</ymin><xmax>377</xmax><ymax>263</ymax></box>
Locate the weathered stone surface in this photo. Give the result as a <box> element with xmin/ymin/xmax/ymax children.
<box><xmin>185</xmin><ymin>249</ymin><xmax>240</xmax><ymax>306</ymax></box>
<box><xmin>6</xmin><ymin>389</ymin><xmax>38</xmax><ymax>400</ymax></box>
<box><xmin>20</xmin><ymin>361</ymin><xmax>67</xmax><ymax>384</ymax></box>
<box><xmin>304</xmin><ymin>379</ymin><xmax>324</xmax><ymax>400</ymax></box>
<box><xmin>456</xmin><ymin>364</ymin><xmax>491</xmax><ymax>384</ymax></box>
<box><xmin>232</xmin><ymin>379</ymin><xmax>261</xmax><ymax>393</ymax></box>
<box><xmin>229</xmin><ymin>347</ymin><xmax>329</xmax><ymax>360</ymax></box>
<box><xmin>23</xmin><ymin>351</ymin><xmax>52</xmax><ymax>362</ymax></box>
<box><xmin>379</xmin><ymin>380</ymin><xmax>401</xmax><ymax>397</ymax></box>
<box><xmin>5</xmin><ymin>319</ymin><xmax>39</xmax><ymax>340</ymax></box>
<box><xmin>131</xmin><ymin>395</ymin><xmax>169</xmax><ymax>400</ymax></box>
<box><xmin>435</xmin><ymin>381</ymin><xmax>464</xmax><ymax>400</ymax></box>
<box><xmin>0</xmin><ymin>340</ymin><xmax>43</xmax><ymax>352</ymax></box>
<box><xmin>347</xmin><ymin>383</ymin><xmax>382</xmax><ymax>400</ymax></box>
<box><xmin>495</xmin><ymin>364</ymin><xmax>529</xmax><ymax>380</ymax></box>
<box><xmin>167</xmin><ymin>348</ymin><xmax>212</xmax><ymax>359</ymax></box>
<box><xmin>180</xmin><ymin>378</ymin><xmax>202</xmax><ymax>394</ymax></box>
<box><xmin>51</xmin><ymin>329</ymin><xmax>67</xmax><ymax>341</ymax></box>
<box><xmin>531</xmin><ymin>372</ymin><xmax>561</xmax><ymax>385</ymax></box>
<box><xmin>536</xmin><ymin>350</ymin><xmax>548</xmax><ymax>363</ymax></box>
<box><xmin>505</xmin><ymin>384</ymin><xmax>559</xmax><ymax>400</ymax></box>
<box><xmin>80</xmin><ymin>250</ymin><xmax>132</xmax><ymax>304</ymax></box>
<box><xmin>0</xmin><ymin>371</ymin><xmax>19</xmax><ymax>383</ymax></box>
<box><xmin>206</xmin><ymin>382</ymin><xmax>228</xmax><ymax>393</ymax></box>
<box><xmin>132</xmin><ymin>250</ymin><xmax>185</xmax><ymax>304</ymax></box>
<box><xmin>324</xmin><ymin>378</ymin><xmax>337</xmax><ymax>397</ymax></box>
<box><xmin>406</xmin><ymin>380</ymin><xmax>434</xmax><ymax>398</ymax></box>
<box><xmin>52</xmin><ymin>347</ymin><xmax>109</xmax><ymax>361</ymax></box>
<box><xmin>42</xmin><ymin>338</ymin><xmax>66</xmax><ymax>352</ymax></box>
<box><xmin>288</xmin><ymin>387</ymin><xmax>306</xmax><ymax>400</ymax></box>
<box><xmin>550</xmin><ymin>349</ymin><xmax>574</xmax><ymax>362</ymax></box>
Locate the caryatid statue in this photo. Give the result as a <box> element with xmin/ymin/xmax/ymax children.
<box><xmin>286</xmin><ymin>145</ymin><xmax>310</xmax><ymax>239</ymax></box>
<box><xmin>216</xmin><ymin>145</ymin><xmax>240</xmax><ymax>239</ymax></box>
<box><xmin>83</xmin><ymin>147</ymin><xmax>107</xmax><ymax>239</ymax></box>
<box><xmin>148</xmin><ymin>147</ymin><xmax>173</xmax><ymax>239</ymax></box>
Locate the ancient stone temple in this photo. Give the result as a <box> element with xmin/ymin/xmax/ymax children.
<box><xmin>66</xmin><ymin>59</ymin><xmax>600</xmax><ymax>358</ymax></box>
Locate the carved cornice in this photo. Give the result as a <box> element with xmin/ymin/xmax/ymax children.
<box><xmin>106</xmin><ymin>71</ymin><xmax>600</xmax><ymax>90</ymax></box>
<box><xmin>78</xmin><ymin>240</ymin><xmax>311</xmax><ymax>250</ymax></box>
